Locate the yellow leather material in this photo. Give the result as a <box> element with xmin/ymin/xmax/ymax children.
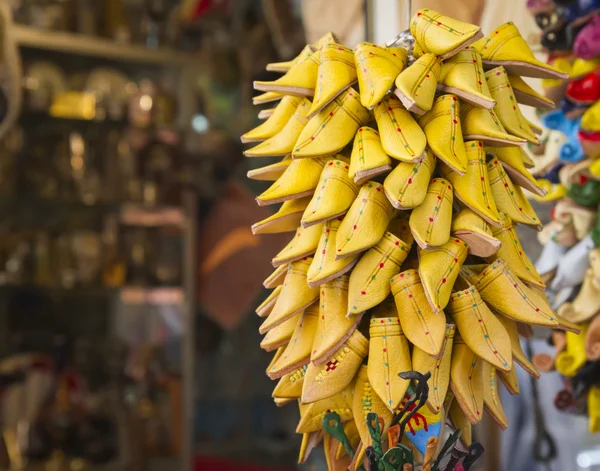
<box><xmin>311</xmin><ymin>275</ymin><xmax>364</xmax><ymax>365</ymax></box>
<box><xmin>267</xmin><ymin>347</ymin><xmax>285</xmax><ymax>374</ymax></box>
<box><xmin>592</xmin><ymin>159</ymin><xmax>600</xmax><ymax>178</ymax></box>
<box><xmin>481</xmin><ymin>362</ymin><xmax>508</xmax><ymax>429</ymax></box>
<box><xmin>498</xmin><ymin>363</ymin><xmax>520</xmax><ymax>395</ymax></box>
<box><xmin>298</xmin><ymin>431</ymin><xmax>323</xmax><ymax>464</ymax></box>
<box><xmin>256</xmin><ymin>157</ymin><xmax>327</xmax><ymax>206</ymax></box>
<box><xmin>245</xmin><ymin>99</ymin><xmax>312</xmax><ymax>157</ymax></box>
<box><xmin>460</xmin><ymin>102</ymin><xmax>526</xmax><ymax>147</ymax></box>
<box><xmin>273</xmin><ymin>397</ymin><xmax>296</xmax><ymax>407</ymax></box>
<box><xmin>582</xmin><ymin>100</ymin><xmax>600</xmax><ymax>132</ymax></box>
<box><xmin>520</xmin><ymin>149</ymin><xmax>535</xmax><ymax>168</ymax></box>
<box><xmin>391</xmin><ymin>269</ymin><xmax>447</xmax><ymax>356</ymax></box>
<box><xmin>302</xmin><ymin>158</ymin><xmax>360</xmax><ymax>227</ymax></box>
<box><xmin>297</xmin><ymin>383</ymin><xmax>354</xmax><ymax>433</ymax></box>
<box><xmin>486</xmin><ymin>215</ymin><xmax>545</xmax><ymax>288</ymax></box>
<box><xmin>441</xmin><ymin>141</ymin><xmax>501</xmax><ymax>226</ymax></box>
<box><xmin>308</xmin><ymin>218</ymin><xmax>359</xmax><ymax>287</ymax></box>
<box><xmin>368</xmin><ymin>316</ymin><xmax>411</xmax><ymax>410</ymax></box>
<box><xmin>571</xmin><ymin>57</ymin><xmax>600</xmax><ymax>79</ymax></box>
<box><xmin>394</xmin><ymin>53</ymin><xmax>442</xmax><ymax>115</ymax></box>
<box><xmin>438</xmin><ymin>48</ymin><xmax>496</xmax><ymax>109</ymax></box>
<box><xmin>273</xmin><ymin>224</ymin><xmax>323</xmax><ymax>267</ymax></box>
<box><xmin>324</xmin><ymin>433</ymin><xmax>352</xmax><ymax>471</ymax></box>
<box><xmin>420</xmin><ymin>95</ymin><xmax>468</xmax><ymax>174</ymax></box>
<box><xmin>410</xmin><ymin>9</ymin><xmax>482</xmax><ymax>60</ymax></box>
<box><xmin>254</xmin><ymin>49</ymin><xmax>320</xmax><ymax>96</ymax></box>
<box><xmin>335</xmin><ymin>420</ymin><xmax>360</xmax><ymax>459</ymax></box>
<box><xmin>355</xmin><ymin>42</ymin><xmax>408</xmax><ymax>109</ymax></box>
<box><xmin>555</xmin><ymin>323</ymin><xmax>589</xmax><ymax>377</ymax></box>
<box><xmin>273</xmin><ymin>365</ymin><xmax>307</xmax><ymax>398</ymax></box>
<box><xmin>451</xmin><ymin>208</ymin><xmax>502</xmax><ymax>258</ymax></box>
<box><xmin>253</xmin><ymin>91</ymin><xmax>283</xmax><ymax>105</ymax></box>
<box><xmin>486</xmin><ymin>67</ymin><xmax>539</xmax><ymax>144</ymax></box>
<box><xmin>242</xmin><ymin>96</ymin><xmax>303</xmax><ymax>143</ymax></box>
<box><xmin>302</xmin><ymin>329</ymin><xmax>369</xmax><ymax>404</ymax></box>
<box><xmin>387</xmin><ymin>215</ymin><xmax>414</xmax><ymax>246</ymax></box>
<box><xmin>449</xmin><ymin>286</ymin><xmax>512</xmax><ymax>370</ymax></box>
<box><xmin>558</xmin><ymin>270</ymin><xmax>600</xmax><ymax>324</ymax></box>
<box><xmin>409</xmin><ymin>178</ymin><xmax>453</xmax><ymax>249</ymax></box>
<box><xmin>418</xmin><ymin>238</ymin><xmax>470</xmax><ymax>313</ymax></box>
<box><xmin>450</xmin><ymin>335</ymin><xmax>484</xmax><ymax>424</ymax></box>
<box><xmin>256</xmin><ymin>285</ymin><xmax>282</xmax><ymax>320</ymax></box>
<box><xmin>488</xmin><ymin>146</ymin><xmax>545</xmax><ymax>196</ymax></box>
<box><xmin>531</xmin><ymin>180</ymin><xmax>566</xmax><ymax>203</ymax></box>
<box><xmin>336</xmin><ymin>181</ymin><xmax>395</xmax><ymax>259</ymax></box>
<box><xmin>252</xmin><ymin>197</ymin><xmax>311</xmax><ymax>235</ymax></box>
<box><xmin>495</xmin><ymin>315</ymin><xmax>540</xmax><ymax>378</ymax></box>
<box><xmin>309</xmin><ymin>44</ymin><xmax>357</xmax><ymax>118</ymax></box>
<box><xmin>267</xmin><ymin>304</ymin><xmax>319</xmax><ymax>379</ymax></box>
<box><xmin>589</xmin><ymin>387</ymin><xmax>600</xmax><ymax>433</ymax></box>
<box><xmin>259</xmin><ymin>106</ymin><xmax>275</xmax><ymax>119</ymax></box>
<box><xmin>293</xmin><ymin>88</ymin><xmax>370</xmax><ymax>159</ymax></box>
<box><xmin>352</xmin><ymin>366</ymin><xmax>394</xmax><ymax>459</ymax></box>
<box><xmin>349</xmin><ymin>127</ymin><xmax>392</xmax><ymax>185</ymax></box>
<box><xmin>384</xmin><ymin>148</ymin><xmax>436</xmax><ymax>210</ymax></box>
<box><xmin>267</xmin><ymin>45</ymin><xmax>314</xmax><ymax>73</ymax></box>
<box><xmin>374</xmin><ymin>95</ymin><xmax>427</xmax><ymax>162</ymax></box>
<box><xmin>264</xmin><ymin>263</ymin><xmax>289</xmax><ymax>289</ymax></box>
<box><xmin>412</xmin><ymin>325</ymin><xmax>455</xmax><ymax>413</ymax></box>
<box><xmin>261</xmin><ymin>311</ymin><xmax>299</xmax><ymax>351</ymax></box>
<box><xmin>247</xmin><ymin>155</ymin><xmax>292</xmax><ymax>181</ymax></box>
<box><xmin>508</xmin><ymin>75</ymin><xmax>555</xmax><ymax>109</ymax></box>
<box><xmin>347</xmin><ymin>232</ymin><xmax>410</xmax><ymax>315</ymax></box>
<box><xmin>448</xmin><ymin>396</ymin><xmax>472</xmax><ymax>446</ymax></box>
<box><xmin>473</xmin><ymin>22</ymin><xmax>569</xmax><ymax>79</ymax></box>
<box><xmin>487</xmin><ymin>157</ymin><xmax>542</xmax><ymax>229</ymax></box>
<box><xmin>259</xmin><ymin>259</ymin><xmax>319</xmax><ymax>334</ymax></box>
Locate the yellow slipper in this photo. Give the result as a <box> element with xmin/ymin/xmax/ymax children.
<box><xmin>256</xmin><ymin>285</ymin><xmax>283</xmax><ymax>318</ymax></box>
<box><xmin>347</xmin><ymin>232</ymin><xmax>411</xmax><ymax>315</ymax></box>
<box><xmin>267</xmin><ymin>44</ymin><xmax>316</xmax><ymax>73</ymax></box>
<box><xmin>391</xmin><ymin>269</ymin><xmax>447</xmax><ymax>356</ymax></box>
<box><xmin>259</xmin><ymin>259</ymin><xmax>319</xmax><ymax>334</ymax></box>
<box><xmin>394</xmin><ymin>53</ymin><xmax>442</xmax><ymax>115</ymax></box>
<box><xmin>254</xmin><ymin>49</ymin><xmax>320</xmax><ymax>96</ymax></box>
<box><xmin>261</xmin><ymin>311</ymin><xmax>299</xmax><ymax>351</ymax></box>
<box><xmin>589</xmin><ymin>387</ymin><xmax>600</xmax><ymax>433</ymax></box>
<box><xmin>256</xmin><ymin>157</ymin><xmax>327</xmax><ymax>206</ymax></box>
<box><xmin>293</xmin><ymin>88</ymin><xmax>370</xmax><ymax>159</ymax></box>
<box><xmin>302</xmin><ymin>329</ymin><xmax>369</xmax><ymax>404</ymax></box>
<box><xmin>384</xmin><ymin>148</ymin><xmax>437</xmax><ymax>210</ymax></box>
<box><xmin>368</xmin><ymin>314</ymin><xmax>411</xmax><ymax>411</ymax></box>
<box><xmin>448</xmin><ymin>395</ymin><xmax>472</xmax><ymax>447</ymax></box>
<box><xmin>412</xmin><ymin>324</ymin><xmax>455</xmax><ymax>413</ymax></box>
<box><xmin>451</xmin><ymin>208</ymin><xmax>502</xmax><ymax>258</ymax></box>
<box><xmin>486</xmin><ymin>215</ymin><xmax>545</xmax><ymax>288</ymax></box>
<box><xmin>481</xmin><ymin>362</ymin><xmax>508</xmax><ymax>430</ymax></box>
<box><xmin>324</xmin><ymin>433</ymin><xmax>352</xmax><ymax>471</ymax></box>
<box><xmin>508</xmin><ymin>75</ymin><xmax>555</xmax><ymax>109</ymax></box>
<box><xmin>488</xmin><ymin>146</ymin><xmax>545</xmax><ymax>196</ymax></box>
<box><xmin>252</xmin><ymin>197</ymin><xmax>311</xmax><ymax>235</ymax></box>
<box><xmin>302</xmin><ymin>158</ymin><xmax>360</xmax><ymax>228</ymax></box>
<box><xmin>485</xmin><ymin>67</ymin><xmax>539</xmax><ymax>145</ymax></box>
<box><xmin>419</xmin><ymin>238</ymin><xmax>470</xmax><ymax>314</ymax></box>
<box><xmin>309</xmin><ymin>44</ymin><xmax>358</xmax><ymax>118</ymax></box>
<box><xmin>242</xmin><ymin>96</ymin><xmax>303</xmax><ymax>143</ymax></box>
<box><xmin>440</xmin><ymin>141</ymin><xmax>502</xmax><ymax>227</ymax></box>
<box><xmin>335</xmin><ymin>420</ymin><xmax>361</xmax><ymax>459</ymax></box>
<box><xmin>349</xmin><ymin>126</ymin><xmax>392</xmax><ymax>185</ymax></box>
<box><xmin>253</xmin><ymin>91</ymin><xmax>283</xmax><ymax>105</ymax></box>
<box><xmin>264</xmin><ymin>263</ymin><xmax>288</xmax><ymax>289</ymax></box>
<box><xmin>409</xmin><ymin>178</ymin><xmax>454</xmax><ymax>249</ymax></box>
<box><xmin>267</xmin><ymin>304</ymin><xmax>319</xmax><ymax>379</ymax></box>
<box><xmin>473</xmin><ymin>22</ymin><xmax>569</xmax><ymax>79</ymax></box>
<box><xmin>520</xmin><ymin>149</ymin><xmax>535</xmax><ymax>168</ymax></box>
<box><xmin>267</xmin><ymin>347</ymin><xmax>285</xmax><ymax>373</ymax></box>
<box><xmin>487</xmin><ymin>158</ymin><xmax>542</xmax><ymax>230</ymax></box>
<box><xmin>558</xmin><ymin>270</ymin><xmax>600</xmax><ymax>324</ymax></box>
<box><xmin>495</xmin><ymin>315</ymin><xmax>540</xmax><ymax>378</ymax></box>
<box><xmin>438</xmin><ymin>48</ymin><xmax>496</xmax><ymax>109</ymax></box>
<box><xmin>461</xmin><ymin>259</ymin><xmax>579</xmax><ymax>333</ymax></box>
<box><xmin>448</xmin><ymin>285</ymin><xmax>512</xmax><ymax>371</ymax></box>
<box><xmin>420</xmin><ymin>95</ymin><xmax>468</xmax><ymax>174</ymax></box>
<box><xmin>244</xmin><ymin>98</ymin><xmax>312</xmax><ymax>157</ymax></box>
<box><xmin>272</xmin><ymin>365</ymin><xmax>306</xmax><ymax>399</ymax></box>
<box><xmin>247</xmin><ymin>156</ymin><xmax>292</xmax><ymax>181</ymax></box>
<box><xmin>272</xmin><ymin>223</ymin><xmax>324</xmax><ymax>267</ymax></box>
<box><xmin>555</xmin><ymin>324</ymin><xmax>589</xmax><ymax>377</ymax></box>
<box><xmin>450</xmin><ymin>334</ymin><xmax>484</xmax><ymax>424</ymax></box>
<box><xmin>311</xmin><ymin>276</ymin><xmax>364</xmax><ymax>365</ymax></box>
<box><xmin>307</xmin><ymin>219</ymin><xmax>359</xmax><ymax>288</ymax></box>
<box><xmin>355</xmin><ymin>42</ymin><xmax>408</xmax><ymax>109</ymax></box>
<box><xmin>460</xmin><ymin>102</ymin><xmax>527</xmax><ymax>147</ymax></box>
<box><xmin>374</xmin><ymin>95</ymin><xmax>427</xmax><ymax>162</ymax></box>
<box><xmin>336</xmin><ymin>181</ymin><xmax>395</xmax><ymax>259</ymax></box>
<box><xmin>582</xmin><ymin>100</ymin><xmax>600</xmax><ymax>132</ymax></box>
<box><xmin>410</xmin><ymin>9</ymin><xmax>483</xmax><ymax>60</ymax></box>
<box><xmin>296</xmin><ymin>383</ymin><xmax>354</xmax><ymax>433</ymax></box>
<box><xmin>498</xmin><ymin>363</ymin><xmax>520</xmax><ymax>395</ymax></box>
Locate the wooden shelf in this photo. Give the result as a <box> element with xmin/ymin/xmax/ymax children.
<box><xmin>13</xmin><ymin>24</ymin><xmax>197</xmax><ymax>66</ymax></box>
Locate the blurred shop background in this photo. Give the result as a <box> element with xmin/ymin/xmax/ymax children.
<box><xmin>0</xmin><ymin>1</ymin><xmax>596</xmax><ymax>471</ymax></box>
